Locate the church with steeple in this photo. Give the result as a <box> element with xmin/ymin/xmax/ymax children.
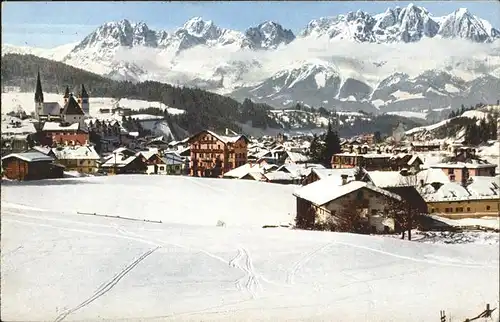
<box><xmin>34</xmin><ymin>71</ymin><xmax>90</xmax><ymax>126</ymax></box>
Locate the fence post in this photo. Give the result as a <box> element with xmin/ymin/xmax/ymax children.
<box><xmin>485</xmin><ymin>303</ymin><xmax>491</xmax><ymax>318</ymax></box>
<box><xmin>440</xmin><ymin>310</ymin><xmax>446</xmax><ymax>322</ymax></box>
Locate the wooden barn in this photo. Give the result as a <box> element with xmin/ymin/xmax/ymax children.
<box><xmin>1</xmin><ymin>151</ymin><xmax>64</xmax><ymax>180</ymax></box>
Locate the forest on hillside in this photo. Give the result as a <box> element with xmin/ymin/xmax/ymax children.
<box><xmin>1</xmin><ymin>53</ymin><xmax>281</xmax><ymax>134</ymax></box>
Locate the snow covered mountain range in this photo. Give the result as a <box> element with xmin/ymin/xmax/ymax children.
<box><xmin>3</xmin><ymin>3</ymin><xmax>500</xmax><ymax>114</ymax></box>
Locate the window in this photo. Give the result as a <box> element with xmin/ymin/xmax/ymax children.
<box><xmin>467</xmin><ymin>207</ymin><xmax>470</xmax><ymax>212</ymax></box>
<box><xmin>431</xmin><ymin>208</ymin><xmax>435</xmax><ymax>213</ymax></box>
<box><xmin>486</xmin><ymin>205</ymin><xmax>491</xmax><ymax>210</ymax></box>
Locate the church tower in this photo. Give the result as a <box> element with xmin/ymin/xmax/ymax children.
<box><xmin>63</xmin><ymin>86</ymin><xmax>70</xmax><ymax>105</ymax></box>
<box><xmin>34</xmin><ymin>71</ymin><xmax>44</xmax><ymax>120</ymax></box>
<box><xmin>77</xmin><ymin>84</ymin><xmax>89</xmax><ymax>115</ymax></box>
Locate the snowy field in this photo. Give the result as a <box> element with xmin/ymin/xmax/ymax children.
<box><xmin>2</xmin><ymin>176</ymin><xmax>499</xmax><ymax>322</ymax></box>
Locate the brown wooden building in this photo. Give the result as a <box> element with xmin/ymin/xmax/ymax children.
<box><xmin>1</xmin><ymin>151</ymin><xmax>64</xmax><ymax>180</ymax></box>
<box><xmin>188</xmin><ymin>130</ymin><xmax>249</xmax><ymax>177</ymax></box>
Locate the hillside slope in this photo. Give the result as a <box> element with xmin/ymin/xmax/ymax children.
<box><xmin>2</xmin><ymin>175</ymin><xmax>499</xmax><ymax>321</ymax></box>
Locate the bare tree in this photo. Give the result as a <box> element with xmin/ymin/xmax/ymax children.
<box><xmin>335</xmin><ymin>198</ymin><xmax>371</xmax><ymax>234</ymax></box>
<box><xmin>386</xmin><ymin>198</ymin><xmax>420</xmax><ymax>240</ymax></box>
<box><xmin>386</xmin><ymin>171</ymin><xmax>424</xmax><ymax>241</ymax></box>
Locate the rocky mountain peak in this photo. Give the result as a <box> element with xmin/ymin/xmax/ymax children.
<box><xmin>182</xmin><ymin>17</ymin><xmax>220</xmax><ymax>39</ymax></box>
<box><xmin>437</xmin><ymin>7</ymin><xmax>492</xmax><ymax>42</ymax></box>
<box><xmin>245</xmin><ymin>21</ymin><xmax>295</xmax><ymax>49</ymax></box>
<box><xmin>299</xmin><ymin>4</ymin><xmax>497</xmax><ymax>43</ymax></box>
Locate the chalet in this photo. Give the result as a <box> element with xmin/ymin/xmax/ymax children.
<box><xmin>274</xmin><ymin>164</ymin><xmax>324</xmax><ymax>183</ymax></box>
<box><xmin>331</xmin><ymin>148</ymin><xmax>423</xmax><ymax>172</ymax></box>
<box><xmin>188</xmin><ymin>130</ymin><xmax>249</xmax><ymax>177</ymax></box>
<box><xmin>41</xmin><ymin>121</ymin><xmax>89</xmax><ymax>147</ymax></box>
<box><xmin>331</xmin><ymin>151</ymin><xmax>393</xmax><ymax>170</ymax></box>
<box><xmin>1</xmin><ymin>151</ymin><xmax>64</xmax><ymax>180</ymax></box>
<box><xmin>51</xmin><ymin>145</ymin><xmax>100</xmax><ymax>173</ymax></box>
<box><xmin>293</xmin><ymin>177</ymin><xmax>402</xmax><ymax>233</ymax></box>
<box><xmin>137</xmin><ymin>150</ymin><xmax>167</xmax><ymax>175</ymax></box>
<box><xmin>100</xmin><ymin>152</ymin><xmax>148</xmax><ymax>175</ymax></box>
<box><xmin>163</xmin><ymin>151</ymin><xmax>186</xmax><ymax>175</ymax></box>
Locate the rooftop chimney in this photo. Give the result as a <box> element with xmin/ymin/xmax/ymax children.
<box><xmin>341</xmin><ymin>174</ymin><xmax>348</xmax><ymax>185</ymax></box>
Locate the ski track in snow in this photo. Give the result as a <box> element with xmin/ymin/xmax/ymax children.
<box><xmin>53</xmin><ymin>246</ymin><xmax>160</xmax><ymax>322</ymax></box>
<box><xmin>228</xmin><ymin>247</ymin><xmax>264</xmax><ymax>298</ymax></box>
<box><xmin>287</xmin><ymin>241</ymin><xmax>335</xmax><ymax>285</ymax></box>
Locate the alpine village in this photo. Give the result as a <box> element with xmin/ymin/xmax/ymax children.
<box><xmin>2</xmin><ymin>71</ymin><xmax>499</xmax><ymax>239</ymax></box>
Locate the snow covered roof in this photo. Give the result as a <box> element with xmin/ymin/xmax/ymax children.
<box><xmin>424</xmin><ymin>182</ymin><xmax>471</xmax><ymax>201</ymax></box>
<box><xmin>2</xmin><ymin>151</ymin><xmax>54</xmax><ymax>163</ymax></box>
<box><xmin>101</xmin><ymin>153</ymin><xmax>138</xmax><ymax>168</ymax></box>
<box><xmin>162</xmin><ymin>152</ymin><xmax>185</xmax><ymax>165</ymax></box>
<box><xmin>335</xmin><ymin>152</ymin><xmax>393</xmax><ymax>159</ymax></box>
<box><xmin>42</xmin><ymin>122</ymin><xmax>83</xmax><ymax>132</ymax></box>
<box><xmin>311</xmin><ymin>168</ymin><xmax>357</xmax><ymax>181</ymax></box>
<box><xmin>293</xmin><ymin>179</ymin><xmax>401</xmax><ymax>206</ymax></box>
<box><xmin>364</xmin><ymin>171</ymin><xmax>415</xmax><ymax>188</ymax></box>
<box><xmin>431</xmin><ymin>161</ymin><xmax>497</xmax><ymax>169</ymax></box>
<box><xmin>263</xmin><ymin>171</ymin><xmax>295</xmax><ymax>181</ymax></box>
<box><xmin>136</xmin><ymin>150</ymin><xmax>164</xmax><ymax>162</ymax></box>
<box><xmin>223</xmin><ymin>162</ymin><xmax>276</xmax><ymax>179</ymax></box>
<box><xmin>190</xmin><ymin>130</ymin><xmax>247</xmax><ymax>145</ymax></box>
<box><xmin>241</xmin><ymin>172</ymin><xmax>266</xmax><ymax>181</ymax></box>
<box><xmin>112</xmin><ymin>147</ymin><xmax>137</xmax><ymax>155</ymax></box>
<box><xmin>466</xmin><ymin>175</ymin><xmax>500</xmax><ymax>197</ymax></box>
<box><xmin>416</xmin><ymin>168</ymin><xmax>450</xmax><ymax>185</ymax></box>
<box><xmin>277</xmin><ymin>164</ymin><xmax>322</xmax><ymax>178</ymax></box>
<box><xmin>31</xmin><ymin>146</ymin><xmax>52</xmax><ymax>155</ymax></box>
<box><xmin>1</xmin><ymin>116</ymin><xmax>37</xmax><ymax>137</ymax></box>
<box><xmin>285</xmin><ymin>151</ymin><xmax>310</xmax><ymax>163</ymax></box>
<box><xmin>51</xmin><ymin>146</ymin><xmax>100</xmax><ymax>160</ymax></box>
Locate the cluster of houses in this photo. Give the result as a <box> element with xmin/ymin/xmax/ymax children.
<box><xmin>1</xmin><ymin>73</ymin><xmax>499</xmax><ymax>234</ymax></box>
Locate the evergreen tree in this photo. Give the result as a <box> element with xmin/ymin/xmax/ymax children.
<box><xmin>320</xmin><ymin>121</ymin><xmax>342</xmax><ymax>168</ymax></box>
<box><xmin>308</xmin><ymin>134</ymin><xmax>324</xmax><ymax>163</ymax></box>
<box><xmin>373</xmin><ymin>131</ymin><xmax>382</xmax><ymax>144</ymax></box>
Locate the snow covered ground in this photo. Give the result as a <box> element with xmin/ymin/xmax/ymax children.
<box><xmin>385</xmin><ymin>111</ymin><xmax>428</xmax><ymax>120</ymax></box>
<box><xmin>2</xmin><ymin>175</ymin><xmax>499</xmax><ymax>321</ymax></box>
